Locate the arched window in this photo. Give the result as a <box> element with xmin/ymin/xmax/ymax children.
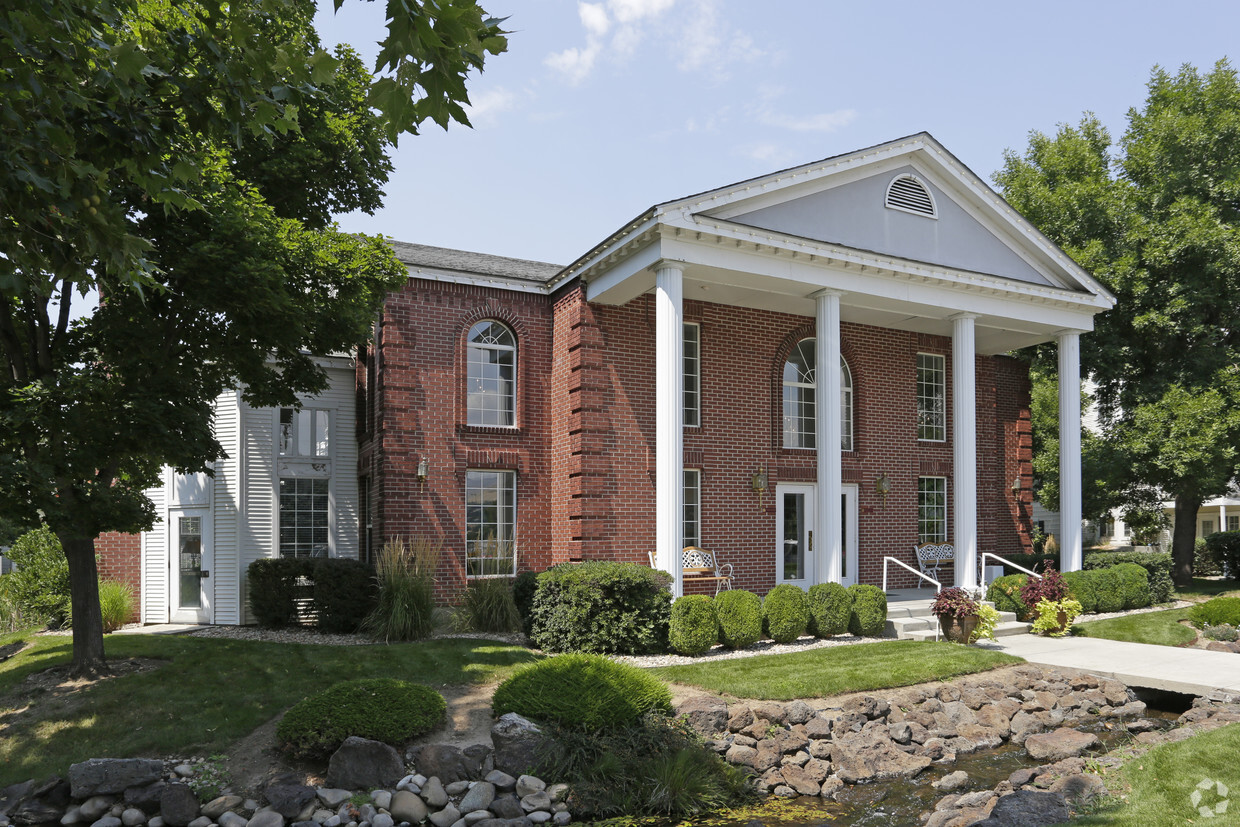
<box><xmin>781</xmin><ymin>338</ymin><xmax>853</xmax><ymax>451</ymax></box>
<box><xmin>466</xmin><ymin>321</ymin><xmax>516</xmax><ymax>427</ymax></box>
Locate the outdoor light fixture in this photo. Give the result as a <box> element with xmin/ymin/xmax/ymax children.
<box><xmin>1011</xmin><ymin>476</ymin><xmax>1022</xmax><ymax>499</ymax></box>
<box><xmin>417</xmin><ymin>457</ymin><xmax>429</xmax><ymax>492</ymax></box>
<box><xmin>751</xmin><ymin>466</ymin><xmax>768</xmax><ymax>509</ymax></box>
<box><xmin>875</xmin><ymin>473</ymin><xmax>892</xmax><ymax>506</ymax></box>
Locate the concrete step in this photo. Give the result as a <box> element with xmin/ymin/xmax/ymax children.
<box><xmin>902</xmin><ymin>620</ymin><xmax>1030</xmax><ymax>642</ymax></box>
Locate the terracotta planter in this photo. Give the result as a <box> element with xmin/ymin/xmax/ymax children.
<box><xmin>938</xmin><ymin>614</ymin><xmax>980</xmax><ymax>643</ymax></box>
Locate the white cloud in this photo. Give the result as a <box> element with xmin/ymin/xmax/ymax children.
<box><xmin>609</xmin><ymin>0</ymin><xmax>675</xmax><ymax>24</ymax></box>
<box><xmin>676</xmin><ymin>0</ymin><xmax>763</xmax><ymax>75</ymax></box>
<box><xmin>760</xmin><ymin>109</ymin><xmax>859</xmax><ymax>133</ymax></box>
<box><xmin>545</xmin><ymin>0</ymin><xmax>677</xmax><ymax>83</ymax></box>
<box><xmin>579</xmin><ymin>2</ymin><xmax>610</xmax><ymax>38</ymax></box>
<box><xmin>743</xmin><ymin>143</ymin><xmax>792</xmax><ymax>163</ymax></box>
<box><xmin>463</xmin><ymin>87</ymin><xmax>519</xmax><ymax>126</ymax></box>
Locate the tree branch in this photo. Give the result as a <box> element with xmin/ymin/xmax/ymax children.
<box><xmin>0</xmin><ymin>301</ymin><xmax>29</xmax><ymax>384</ymax></box>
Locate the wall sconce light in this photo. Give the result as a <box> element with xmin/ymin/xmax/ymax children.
<box><xmin>751</xmin><ymin>466</ymin><xmax>768</xmax><ymax>509</ymax></box>
<box><xmin>417</xmin><ymin>458</ymin><xmax>429</xmax><ymax>492</ymax></box>
<box><xmin>875</xmin><ymin>473</ymin><xmax>892</xmax><ymax>506</ymax></box>
<box><xmin>1011</xmin><ymin>476</ymin><xmax>1022</xmax><ymax>501</ymax></box>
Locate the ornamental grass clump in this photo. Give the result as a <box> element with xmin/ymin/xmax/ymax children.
<box><xmin>492</xmin><ymin>653</ymin><xmax>673</xmax><ymax>730</ymax></box>
<box><xmin>361</xmin><ymin>537</ymin><xmax>441</xmax><ymax>642</ymax></box>
<box><xmin>276</xmin><ymin>678</ymin><xmax>446</xmax><ymax>759</ymax></box>
<box><xmin>458</xmin><ymin>577</ymin><xmax>522</xmax><ymax>633</ymax></box>
<box><xmin>807</xmin><ymin>582</ymin><xmax>852</xmax><ymax>637</ymax></box>
<box><xmin>98</xmin><ymin>580</ymin><xmax>135</xmax><ymax>633</ymax></box>
<box><xmin>713</xmin><ymin>589</ymin><xmax>762</xmax><ymax>649</ymax></box>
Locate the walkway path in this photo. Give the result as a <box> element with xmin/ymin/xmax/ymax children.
<box><xmin>984</xmin><ymin>633</ymin><xmax>1240</xmax><ymax>697</ymax></box>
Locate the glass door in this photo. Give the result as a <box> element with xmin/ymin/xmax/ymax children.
<box><xmin>170</xmin><ymin>509</ymin><xmax>211</xmax><ymax>623</ymax></box>
<box><xmin>840</xmin><ymin>484</ymin><xmax>859</xmax><ymax>587</ymax></box>
<box><xmin>776</xmin><ymin>483</ymin><xmax>815</xmax><ymax>587</ymax></box>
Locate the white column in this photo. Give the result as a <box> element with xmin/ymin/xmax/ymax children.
<box><xmin>1220</xmin><ymin>503</ymin><xmax>1226</xmax><ymax>536</ymax></box>
<box><xmin>1058</xmin><ymin>330</ymin><xmax>1083</xmax><ymax>572</ymax></box>
<box><xmin>952</xmin><ymin>314</ymin><xmax>978</xmax><ymax>589</ymax></box>
<box><xmin>655</xmin><ymin>262</ymin><xmax>685</xmax><ymax>596</ymax></box>
<box><xmin>815</xmin><ymin>291</ymin><xmax>843</xmax><ymax>583</ymax></box>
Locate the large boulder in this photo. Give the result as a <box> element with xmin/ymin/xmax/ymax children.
<box><xmin>973</xmin><ymin>790</ymin><xmax>1070</xmax><ymax>826</ymax></box>
<box><xmin>1024</xmin><ymin>728</ymin><xmax>1100</xmax><ymax>762</ymax></box>
<box><xmin>264</xmin><ymin>785</ymin><xmax>316</xmax><ymax>820</ymax></box>
<box><xmin>416</xmin><ymin>745</ymin><xmax>471</xmax><ymax>784</ymax></box>
<box><xmin>491</xmin><ymin>714</ymin><xmax>551</xmax><ymax>777</ymax></box>
<box><xmin>674</xmin><ymin>696</ymin><xmax>728</xmax><ymax>737</ymax></box>
<box><xmin>326</xmin><ymin>737</ymin><xmax>404</xmax><ymax>790</ymax></box>
<box><xmin>159</xmin><ymin>784</ymin><xmax>201</xmax><ymax>827</ymax></box>
<box><xmin>70</xmin><ymin>760</ymin><xmax>164</xmax><ymax>799</ymax></box>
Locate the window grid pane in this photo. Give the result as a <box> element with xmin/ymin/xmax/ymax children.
<box><xmin>1229</xmin><ymin>515</ymin><xmax>1239</xmax><ymax>533</ymax></box>
<box><xmin>279</xmin><ymin>477</ymin><xmax>330</xmax><ymax>558</ymax></box>
<box><xmin>683</xmin><ymin>469</ymin><xmax>701</xmax><ymax>548</ymax></box>
<box><xmin>467</xmin><ymin>322</ymin><xmax>516</xmax><ymax>427</ymax></box>
<box><xmin>917</xmin><ymin>353</ymin><xmax>946</xmax><ymax>441</ymax></box>
<box><xmin>683</xmin><ymin>323</ymin><xmax>700</xmax><ymax>428</ymax></box>
<box><xmin>918</xmin><ymin>477</ymin><xmax>947</xmax><ymax>544</ymax></box>
<box><xmin>782</xmin><ymin>339</ymin><xmax>853</xmax><ymax>451</ymax></box>
<box><xmin>279</xmin><ymin>408</ymin><xmax>329</xmax><ymax>457</ymax></box>
<box><xmin>466</xmin><ymin>470</ymin><xmax>517</xmax><ymax>576</ymax></box>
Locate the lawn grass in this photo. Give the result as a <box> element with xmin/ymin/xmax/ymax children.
<box><xmin>1072</xmin><ymin>608</ymin><xmax>1197</xmax><ymax>647</ymax></box>
<box><xmin>1066</xmin><ymin>722</ymin><xmax>1240</xmax><ymax>826</ymax></box>
<box><xmin>649</xmin><ymin>641</ymin><xmax>1022</xmax><ymax>700</ymax></box>
<box><xmin>1174</xmin><ymin>578</ymin><xmax>1240</xmax><ymax>601</ymax></box>
<box><xmin>0</xmin><ymin>629</ymin><xmax>538</xmax><ymax>786</ymax></box>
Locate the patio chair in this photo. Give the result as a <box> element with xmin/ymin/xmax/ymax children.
<box><xmin>913</xmin><ymin>542</ymin><xmax>954</xmax><ymax>587</ymax></box>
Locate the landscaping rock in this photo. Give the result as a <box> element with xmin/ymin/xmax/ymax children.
<box><xmin>159</xmin><ymin>785</ymin><xmax>200</xmax><ymax>827</ymax></box>
<box><xmin>71</xmin><ymin>762</ymin><xmax>165</xmax><ymax>799</ymax></box>
<box><xmin>326</xmin><ymin>738</ymin><xmax>404</xmax><ymax>790</ymax></box>
<box><xmin>371</xmin><ymin>791</ymin><xmax>391</xmax><ymax>811</ymax></box>
<box><xmin>219</xmin><ymin>813</ymin><xmax>247</xmax><ymax>827</ymax></box>
<box><xmin>265</xmin><ymin>786</ymin><xmax>316</xmax><ymax>820</ymax></box>
<box><xmin>417</xmin><ymin>746</ymin><xmax>471</xmax><ymax>785</ymax></box>
<box><xmin>464</xmin><ymin>812</ymin><xmax>494</xmax><ymax>825</ymax></box>
<box><xmin>203</xmin><ymin>797</ymin><xmax>244</xmax><ymax>820</ymax></box>
<box><xmin>462</xmin><ymin>745</ymin><xmax>493</xmax><ymax>780</ymax></box>
<box><xmin>933</xmin><ymin>771</ymin><xmax>969</xmax><ymax>792</ymax></box>
<box><xmin>518</xmin><ymin>793</ymin><xmax>550</xmax><ymax>815</ymax></box>
<box><xmin>512</xmin><ymin>778</ymin><xmax>543</xmax><ymax>799</ymax></box>
<box><xmin>459</xmin><ymin>783</ymin><xmax>496</xmax><ymax>815</ymax></box>
<box><xmin>420</xmin><ymin>778</ymin><xmax>449</xmax><ymax>809</ymax></box>
<box><xmin>372</xmin><ymin>814</ymin><xmax>394</xmax><ymax>827</ymax></box>
<box><xmin>484</xmin><ymin>773</ymin><xmax>515</xmax><ymax>792</ymax></box>
<box><xmin>389</xmin><ymin>792</ymin><xmax>427</xmax><ymax>825</ymax></box>
<box><xmin>1024</xmin><ymin>728</ymin><xmax>1100</xmax><ymax>762</ymax></box>
<box><xmin>972</xmin><ymin>790</ymin><xmax>1069</xmax><ymax>826</ymax></box>
<box><xmin>428</xmin><ymin>805</ymin><xmax>460</xmax><ymax>827</ymax></box>
<box><xmin>487</xmin><ymin>796</ymin><xmax>523</xmax><ymax>821</ymax></box>
<box><xmin>185</xmin><ymin>817</ymin><xmax>211</xmax><ymax>827</ymax></box>
<box><xmin>79</xmin><ymin>798</ymin><xmax>114</xmax><ymax>821</ymax></box>
<box><xmin>526</xmin><ymin>813</ymin><xmax>551</xmax><ymax>824</ymax></box>
<box><xmin>246</xmin><ymin>812</ymin><xmax>284</xmax><ymax>827</ymax></box>
<box><xmin>120</xmin><ymin>809</ymin><xmax>146</xmax><ymax>827</ymax></box>
<box><xmin>491</xmin><ymin>715</ymin><xmax>551</xmax><ymax>779</ymax></box>
<box><xmin>445</xmin><ymin>781</ymin><xmax>471</xmax><ymax>796</ymax></box>
<box><xmin>674</xmin><ymin>696</ymin><xmax>728</xmax><ymax>736</ymax></box>
<box><xmin>775</xmin><ymin>765</ymin><xmax>819</xmax><ymax>797</ymax></box>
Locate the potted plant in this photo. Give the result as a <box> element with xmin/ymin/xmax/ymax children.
<box><xmin>1018</xmin><ymin>563</ymin><xmax>1070</xmax><ymax>621</ymax></box>
<box><xmin>1030</xmin><ymin>597</ymin><xmax>1083</xmax><ymax>637</ymax></box>
<box><xmin>931</xmin><ymin>587</ymin><xmax>980</xmax><ymax>643</ymax></box>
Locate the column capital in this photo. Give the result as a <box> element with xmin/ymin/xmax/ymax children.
<box><xmin>811</xmin><ymin>288</ymin><xmax>845</xmax><ymax>300</ymax></box>
<box><xmin>651</xmin><ymin>259</ymin><xmax>687</xmax><ymax>275</ymax></box>
<box><xmin>1055</xmin><ymin>328</ymin><xmax>1087</xmax><ymax>340</ymax></box>
<box><xmin>949</xmin><ymin>312</ymin><xmax>979</xmax><ymax>322</ymax></box>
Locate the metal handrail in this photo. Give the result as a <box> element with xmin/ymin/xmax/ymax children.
<box><xmin>883</xmin><ymin>556</ymin><xmax>941</xmax><ymax>593</ymax></box>
<box><xmin>979</xmin><ymin>552</ymin><xmax>1043</xmax><ymax>584</ymax></box>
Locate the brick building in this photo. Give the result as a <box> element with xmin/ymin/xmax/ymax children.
<box><xmin>116</xmin><ymin>133</ymin><xmax>1113</xmax><ymax>623</ymax></box>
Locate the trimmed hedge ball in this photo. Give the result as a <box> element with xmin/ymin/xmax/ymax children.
<box><xmin>1111</xmin><ymin>563</ymin><xmax>1151</xmax><ymax>610</ymax></box>
<box><xmin>276</xmin><ymin>678</ymin><xmax>446</xmax><ymax>759</ymax></box>
<box><xmin>713</xmin><ymin>590</ymin><xmax>762</xmax><ymax>649</ymax></box>
<box><xmin>807</xmin><ymin>582</ymin><xmax>852</xmax><ymax>637</ymax></box>
<box><xmin>669</xmin><ymin>595</ymin><xmax>719</xmax><ymax>656</ymax></box>
<box><xmin>762</xmin><ymin>584</ymin><xmax>810</xmax><ymax>644</ymax></box>
<box><xmin>492</xmin><ymin>653</ymin><xmax>672</xmax><ymax>730</ymax></box>
<box><xmin>1091</xmin><ymin>567</ymin><xmax>1123</xmax><ymax>613</ymax></box>
<box><xmin>1061</xmin><ymin>571</ymin><xmax>1099</xmax><ymax>614</ymax></box>
<box><xmin>847</xmin><ymin>584</ymin><xmax>888</xmax><ymax>637</ymax></box>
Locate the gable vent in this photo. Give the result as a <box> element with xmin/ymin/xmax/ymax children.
<box><xmin>885</xmin><ymin>174</ymin><xmax>937</xmax><ymax>218</ymax></box>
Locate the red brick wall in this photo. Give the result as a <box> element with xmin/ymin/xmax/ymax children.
<box><xmin>96</xmin><ymin>531</ymin><xmax>141</xmax><ymax>622</ymax></box>
<box><xmin>369</xmin><ymin>278</ymin><xmax>1033</xmax><ymax>602</ymax></box>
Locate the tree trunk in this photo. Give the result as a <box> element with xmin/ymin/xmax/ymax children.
<box><xmin>1171</xmin><ymin>495</ymin><xmax>1202</xmax><ymax>588</ymax></box>
<box><xmin>62</xmin><ymin>534</ymin><xmax>109</xmax><ymax>678</ymax></box>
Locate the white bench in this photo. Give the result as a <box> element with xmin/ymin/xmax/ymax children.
<box><xmin>649</xmin><ymin>547</ymin><xmax>735</xmax><ymax>594</ymax></box>
<box><xmin>913</xmin><ymin>542</ymin><xmax>954</xmax><ymax>586</ymax></box>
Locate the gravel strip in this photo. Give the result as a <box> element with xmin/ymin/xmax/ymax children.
<box><xmin>613</xmin><ymin>633</ymin><xmax>894</xmax><ymax>669</ymax></box>
<box><xmin>1075</xmin><ymin>600</ymin><xmax>1194</xmax><ymax>623</ymax></box>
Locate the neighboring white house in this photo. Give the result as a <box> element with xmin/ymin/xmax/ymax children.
<box><xmin>139</xmin><ymin>357</ymin><xmax>359</xmax><ymax>625</ymax></box>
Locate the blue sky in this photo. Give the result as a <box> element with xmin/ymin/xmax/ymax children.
<box><xmin>312</xmin><ymin>0</ymin><xmax>1240</xmax><ymax>266</ymax></box>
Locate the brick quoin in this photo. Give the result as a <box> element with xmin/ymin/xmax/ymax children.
<box><xmin>363</xmin><ymin>276</ymin><xmax>1033</xmax><ymax>602</ymax></box>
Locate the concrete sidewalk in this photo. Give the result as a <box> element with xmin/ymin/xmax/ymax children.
<box><xmin>983</xmin><ymin>633</ymin><xmax>1240</xmax><ymax>697</ymax></box>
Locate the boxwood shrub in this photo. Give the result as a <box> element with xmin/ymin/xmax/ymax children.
<box><xmin>529</xmin><ymin>562</ymin><xmax>672</xmax><ymax>654</ymax></box>
<box><xmin>762</xmin><ymin>584</ymin><xmax>810</xmax><ymax>643</ymax></box>
<box><xmin>669</xmin><ymin>595</ymin><xmax>718</xmax><ymax>656</ymax></box>
<box><xmin>1111</xmin><ymin>562</ymin><xmax>1151</xmax><ymax>610</ymax></box>
<box><xmin>311</xmin><ymin>558</ymin><xmax>376</xmax><ymax>633</ymax></box>
<box><xmin>713</xmin><ymin>590</ymin><xmax>762</xmax><ymax>649</ymax></box>
<box><xmin>1190</xmin><ymin>597</ymin><xmax>1240</xmax><ymax>629</ymax></box>
<box><xmin>276</xmin><ymin>678</ymin><xmax>445</xmax><ymax>759</ymax></box>
<box><xmin>1084</xmin><ymin>550</ymin><xmax>1173</xmax><ymax>604</ymax></box>
<box><xmin>847</xmin><ymin>584</ymin><xmax>887</xmax><ymax>637</ymax></box>
<box><xmin>807</xmin><ymin>582</ymin><xmax>852</xmax><ymax>637</ymax></box>
<box><xmin>986</xmin><ymin>574</ymin><xmax>1029</xmax><ymax>618</ymax></box>
<box><xmin>248</xmin><ymin>557</ymin><xmax>313</xmax><ymax>628</ymax></box>
<box><xmin>492</xmin><ymin>653</ymin><xmax>672</xmax><ymax>730</ymax></box>
<box><xmin>1061</xmin><ymin>571</ymin><xmax>1099</xmax><ymax>614</ymax></box>
<box><xmin>1091</xmin><ymin>566</ymin><xmax>1123</xmax><ymax>613</ymax></box>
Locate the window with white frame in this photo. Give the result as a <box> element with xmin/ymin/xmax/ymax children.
<box><xmin>918</xmin><ymin>476</ymin><xmax>947</xmax><ymax>544</ymax></box>
<box><xmin>279</xmin><ymin>408</ymin><xmax>330</xmax><ymax>457</ymax></box>
<box><xmin>1229</xmin><ymin>515</ymin><xmax>1239</xmax><ymax>533</ymax></box>
<box><xmin>684</xmin><ymin>323</ymin><xmax>700</xmax><ymax>428</ymax></box>
<box><xmin>781</xmin><ymin>338</ymin><xmax>854</xmax><ymax>450</ymax></box>
<box><xmin>279</xmin><ymin>477</ymin><xmax>329</xmax><ymax>558</ymax></box>
<box><xmin>1202</xmin><ymin>519</ymin><xmax>1215</xmax><ymax>538</ymax></box>
<box><xmin>466</xmin><ymin>321</ymin><xmax>516</xmax><ymax>427</ymax></box>
<box><xmin>683</xmin><ymin>468</ymin><xmax>701</xmax><ymax>548</ymax></box>
<box><xmin>465</xmin><ymin>470</ymin><xmax>516</xmax><ymax>576</ymax></box>
<box><xmin>916</xmin><ymin>353</ymin><xmax>946</xmax><ymax>441</ymax></box>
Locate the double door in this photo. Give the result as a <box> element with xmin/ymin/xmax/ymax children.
<box><xmin>776</xmin><ymin>483</ymin><xmax>858</xmax><ymax>588</ymax></box>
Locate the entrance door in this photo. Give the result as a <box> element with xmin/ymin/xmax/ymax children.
<box><xmin>775</xmin><ymin>483</ymin><xmax>858</xmax><ymax>588</ymax></box>
<box><xmin>169</xmin><ymin>509</ymin><xmax>212</xmax><ymax>624</ymax></box>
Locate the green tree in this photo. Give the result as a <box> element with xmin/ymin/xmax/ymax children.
<box><xmin>996</xmin><ymin>60</ymin><xmax>1240</xmax><ymax>586</ymax></box>
<box><xmin>1</xmin><ymin>0</ymin><xmax>506</xmax><ymax>675</ymax></box>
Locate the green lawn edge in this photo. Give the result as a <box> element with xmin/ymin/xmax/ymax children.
<box><xmin>1072</xmin><ymin>608</ymin><xmax>1197</xmax><ymax>647</ymax></box>
<box><xmin>649</xmin><ymin>640</ymin><xmax>1023</xmax><ymax>700</ymax></box>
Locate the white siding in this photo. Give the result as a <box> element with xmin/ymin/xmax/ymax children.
<box><xmin>322</xmin><ymin>365</ymin><xmax>360</xmax><ymax>560</ymax></box>
<box><xmin>141</xmin><ymin>483</ymin><xmax>168</xmax><ymax>623</ymax></box>
<box><xmin>240</xmin><ymin>404</ymin><xmax>276</xmax><ymax>625</ymax></box>
<box><xmin>212</xmin><ymin>391</ymin><xmax>242</xmax><ymax>624</ymax></box>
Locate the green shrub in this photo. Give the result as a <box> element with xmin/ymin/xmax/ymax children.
<box><xmin>987</xmin><ymin>574</ymin><xmax>1030</xmax><ymax>618</ymax></box>
<box><xmin>1196</xmin><ymin>537</ymin><xmax>1222</xmax><ymax>577</ymax></box>
<box><xmin>1084</xmin><ymin>550</ymin><xmax>1173</xmax><ymax>603</ymax></box>
<box><xmin>668</xmin><ymin>596</ymin><xmax>718</xmax><ymax>656</ymax></box>
<box><xmin>276</xmin><ymin>678</ymin><xmax>445</xmax><ymax>759</ymax></box>
<box><xmin>311</xmin><ymin>558</ymin><xmax>376</xmax><ymax>634</ymax></box>
<box><xmin>1003</xmin><ymin>552</ymin><xmax>1061</xmax><ymax>574</ymax></box>
<box><xmin>1091</xmin><ymin>567</ymin><xmax>1123</xmax><ymax>613</ymax></box>
<box><xmin>459</xmin><ymin>577</ymin><xmax>522</xmax><ymax>633</ymax></box>
<box><xmin>492</xmin><ymin>653</ymin><xmax>672</xmax><ymax>730</ymax></box>
<box><xmin>712</xmin><ymin>590</ymin><xmax>762</xmax><ymax>649</ymax></box>
<box><xmin>529</xmin><ymin>562</ymin><xmax>671</xmax><ymax>655</ymax></box>
<box><xmin>5</xmin><ymin>527</ymin><xmax>71</xmax><ymax>628</ymax></box>
<box><xmin>1204</xmin><ymin>532</ymin><xmax>1240</xmax><ymax>581</ymax></box>
<box><xmin>512</xmin><ymin>570</ymin><xmax>539</xmax><ymax>635</ymax></box>
<box><xmin>1061</xmin><ymin>571</ymin><xmax>1099</xmax><ymax>614</ymax></box>
<box><xmin>1190</xmin><ymin>597</ymin><xmax>1240</xmax><ymax>629</ymax></box>
<box><xmin>1112</xmin><ymin>562</ymin><xmax>1151</xmax><ymax>610</ymax></box>
<box><xmin>247</xmin><ymin>557</ymin><xmax>311</xmax><ymax>628</ymax></box>
<box><xmin>847</xmin><ymin>584</ymin><xmax>888</xmax><ymax>637</ymax></box>
<box><xmin>807</xmin><ymin>582</ymin><xmax>852</xmax><ymax>637</ymax></box>
<box><xmin>761</xmin><ymin>584</ymin><xmax>810</xmax><ymax>643</ymax></box>
<box><xmin>0</xmin><ymin>576</ymin><xmax>23</xmax><ymax>633</ymax></box>
<box><xmin>99</xmin><ymin>580</ymin><xmax>135</xmax><ymax>632</ymax></box>
<box><xmin>362</xmin><ymin>537</ymin><xmax>440</xmax><ymax>642</ymax></box>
